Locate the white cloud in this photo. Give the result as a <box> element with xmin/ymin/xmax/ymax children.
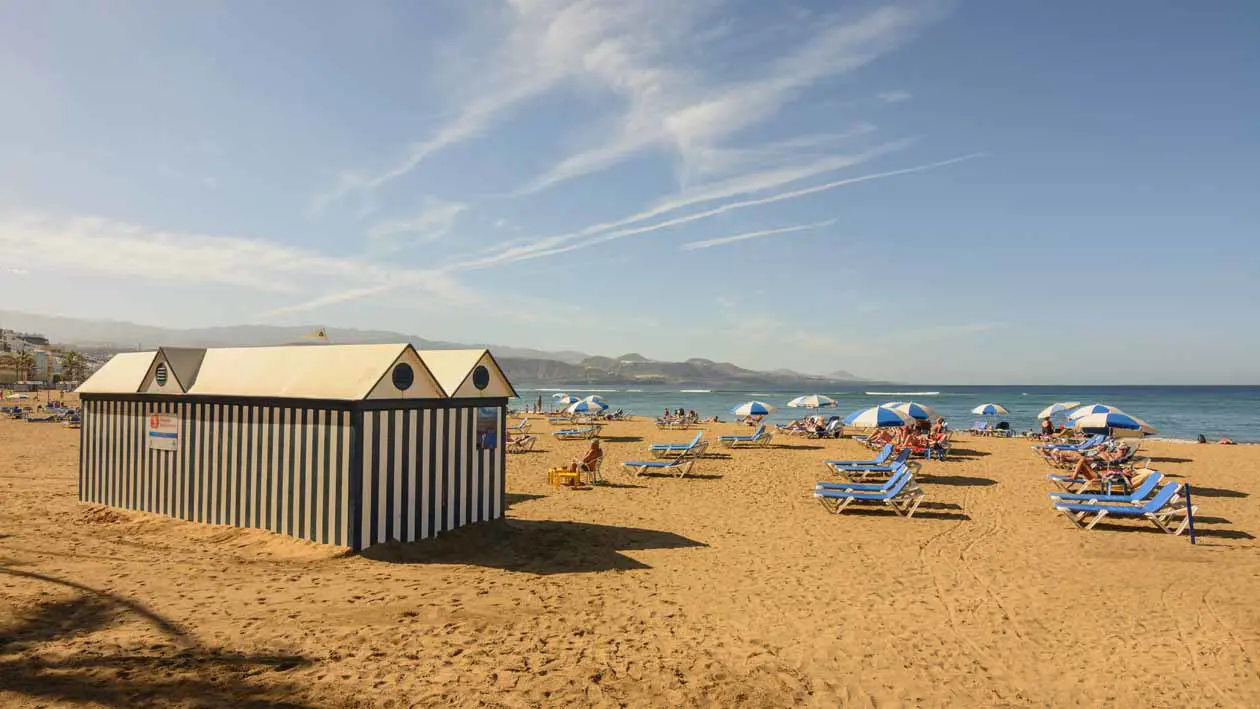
<box><xmin>366</xmin><ymin>198</ymin><xmax>468</xmax><ymax>251</ymax></box>
<box><xmin>519</xmin><ymin>4</ymin><xmax>932</xmax><ymax>193</ymax></box>
<box><xmin>2</xmin><ymin>266</ymin><xmax>29</xmax><ymax>276</ymax></box>
<box><xmin>456</xmin><ymin>153</ymin><xmax>983</xmax><ymax>269</ymax></box>
<box><xmin>309</xmin><ymin>0</ymin><xmax>715</xmax><ymax>215</ymax></box>
<box><xmin>0</xmin><ymin>213</ymin><xmax>472</xmax><ymax>306</ymax></box>
<box><xmin>878</xmin><ymin>90</ymin><xmax>912</xmax><ymax>103</ymax></box>
<box><xmin>680</xmin><ymin>218</ymin><xmax>836</xmax><ymax>251</ymax></box>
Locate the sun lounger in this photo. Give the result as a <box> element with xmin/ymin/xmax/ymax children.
<box><xmin>815</xmin><ymin>466</ymin><xmax>912</xmax><ymax>494</ymax></box>
<box><xmin>825</xmin><ymin>449</ymin><xmax>913</xmax><ymax>479</ymax></box>
<box><xmin>824</xmin><ymin>444</ymin><xmax>894</xmax><ymax>469</ymax></box>
<box><xmin>1054</xmin><ymin>482</ymin><xmax>1196</xmax><ymax>535</ymax></box>
<box><xmin>1048</xmin><ymin>471</ymin><xmax>1163</xmax><ymax>503</ymax></box>
<box><xmin>813</xmin><ymin>471</ymin><xmax>926</xmax><ymax>517</ymax></box>
<box><xmin>1033</xmin><ymin>434</ymin><xmax>1106</xmax><ymax>451</ymax></box>
<box><xmin>553</xmin><ymin>426</ymin><xmax>599</xmax><ymax>440</ymax></box>
<box><xmin>718</xmin><ymin>424</ymin><xmax>772</xmax><ymax>448</ymax></box>
<box><xmin>507</xmin><ymin>418</ymin><xmax>531</xmax><ymax>434</ymax></box>
<box><xmin>622</xmin><ymin>444</ymin><xmax>706</xmax><ymax>478</ymax></box>
<box><xmin>649</xmin><ymin>431</ymin><xmax>703</xmax><ymax>458</ymax></box>
<box><xmin>506</xmin><ymin>435</ymin><xmax>537</xmax><ymax>453</ymax></box>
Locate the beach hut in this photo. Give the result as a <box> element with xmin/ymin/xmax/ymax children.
<box><xmin>75</xmin><ymin>344</ymin><xmax>517</xmax><ymax>551</ymax></box>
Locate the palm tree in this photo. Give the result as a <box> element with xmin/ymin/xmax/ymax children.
<box><xmin>13</xmin><ymin>351</ymin><xmax>35</xmax><ymax>382</ymax></box>
<box><xmin>61</xmin><ymin>350</ymin><xmax>86</xmax><ymax>383</ymax></box>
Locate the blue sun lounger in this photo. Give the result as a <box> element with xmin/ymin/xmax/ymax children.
<box><xmin>824</xmin><ymin>444</ymin><xmax>893</xmax><ymax>468</ymax></box>
<box><xmin>813</xmin><ymin>470</ymin><xmax>926</xmax><ymax>517</ymax></box>
<box><xmin>718</xmin><ymin>424</ymin><xmax>772</xmax><ymax>447</ymax></box>
<box><xmin>1033</xmin><ymin>434</ymin><xmax>1106</xmax><ymax>451</ymax></box>
<box><xmin>1049</xmin><ymin>471</ymin><xmax>1163</xmax><ymax>503</ymax></box>
<box><xmin>553</xmin><ymin>426</ymin><xmax>599</xmax><ymax>440</ymax></box>
<box><xmin>622</xmin><ymin>443</ymin><xmax>707</xmax><ymax>478</ymax></box>
<box><xmin>815</xmin><ymin>465</ymin><xmax>912</xmax><ymax>494</ymax></box>
<box><xmin>825</xmin><ymin>449</ymin><xmax>913</xmax><ymax>479</ymax></box>
<box><xmin>649</xmin><ymin>431</ymin><xmax>703</xmax><ymax>458</ymax></box>
<box><xmin>1054</xmin><ymin>482</ymin><xmax>1195</xmax><ymax>535</ymax></box>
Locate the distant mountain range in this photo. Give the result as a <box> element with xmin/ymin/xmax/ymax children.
<box><xmin>0</xmin><ymin>310</ymin><xmax>869</xmax><ymax>387</ymax></box>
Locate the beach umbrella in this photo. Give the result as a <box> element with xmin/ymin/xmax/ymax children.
<box><xmin>1036</xmin><ymin>401</ymin><xmax>1082</xmax><ymax>419</ymax></box>
<box><xmin>732</xmin><ymin>401</ymin><xmax>776</xmax><ymax>417</ymax></box>
<box><xmin>555</xmin><ymin>394</ymin><xmax>582</xmax><ymax>406</ymax></box>
<box><xmin>1072</xmin><ymin>412</ymin><xmax>1157</xmax><ymax>436</ymax></box>
<box><xmin>1068</xmin><ymin>404</ymin><xmax>1124</xmax><ymax>420</ymax></box>
<box><xmin>787</xmin><ymin>394</ymin><xmax>837</xmax><ymax>409</ymax></box>
<box><xmin>551</xmin><ymin>392</ymin><xmax>570</xmax><ymax>400</ymax></box>
<box><xmin>889</xmin><ymin>401</ymin><xmax>939</xmax><ymax>421</ymax></box>
<box><xmin>843</xmin><ymin>406</ymin><xmax>912</xmax><ymax>428</ymax></box>
<box><xmin>567</xmin><ymin>396</ymin><xmax>609</xmax><ymax>414</ymax></box>
<box><xmin>971</xmin><ymin>403</ymin><xmax>1009</xmax><ymax>416</ymax></box>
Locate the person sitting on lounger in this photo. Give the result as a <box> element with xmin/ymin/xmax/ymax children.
<box><xmin>1039</xmin><ymin>418</ymin><xmax>1054</xmax><ymax>439</ymax></box>
<box><xmin>932</xmin><ymin>417</ymin><xmax>947</xmax><ymax>438</ymax></box>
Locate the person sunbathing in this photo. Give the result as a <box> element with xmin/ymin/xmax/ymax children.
<box><xmin>1050</xmin><ymin>443</ymin><xmax>1130</xmax><ymax>467</ymax></box>
<box><xmin>866</xmin><ymin>428</ymin><xmax>894</xmax><ymax>445</ymax></box>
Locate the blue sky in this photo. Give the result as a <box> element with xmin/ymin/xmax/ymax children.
<box><xmin>1</xmin><ymin>0</ymin><xmax>1258</xmax><ymax>384</ymax></box>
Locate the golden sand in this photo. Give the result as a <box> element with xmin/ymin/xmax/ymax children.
<box><xmin>2</xmin><ymin>407</ymin><xmax>1259</xmax><ymax>707</ymax></box>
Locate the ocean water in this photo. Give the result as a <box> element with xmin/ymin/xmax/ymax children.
<box><xmin>516</xmin><ymin>385</ymin><xmax>1260</xmax><ymax>443</ymax></box>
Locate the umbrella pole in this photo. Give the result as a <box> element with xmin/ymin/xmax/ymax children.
<box><xmin>1184</xmin><ymin>484</ymin><xmax>1197</xmax><ymax>545</ymax></box>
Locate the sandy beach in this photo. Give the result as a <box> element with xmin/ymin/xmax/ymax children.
<box><xmin>3</xmin><ymin>405</ymin><xmax>1260</xmax><ymax>707</ymax></box>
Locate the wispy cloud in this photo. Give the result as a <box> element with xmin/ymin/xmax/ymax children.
<box><xmin>878</xmin><ymin>90</ymin><xmax>912</xmax><ymax>103</ymax></box>
<box><xmin>309</xmin><ymin>0</ymin><xmax>715</xmax><ymax>215</ymax></box>
<box><xmin>681</xmin><ymin>218</ymin><xmax>837</xmax><ymax>251</ymax></box>
<box><xmin>366</xmin><ymin>198</ymin><xmax>468</xmax><ymax>252</ymax></box>
<box><xmin>456</xmin><ymin>153</ymin><xmax>983</xmax><ymax>269</ymax></box>
<box><xmin>0</xmin><ymin>213</ymin><xmax>473</xmax><ymax>307</ymax></box>
<box><xmin>517</xmin><ymin>5</ymin><xmax>933</xmax><ymax>194</ymax></box>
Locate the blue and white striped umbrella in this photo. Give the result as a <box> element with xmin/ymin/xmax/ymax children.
<box><xmin>555</xmin><ymin>395</ymin><xmax>582</xmax><ymax>406</ymax></box>
<box><xmin>1073</xmin><ymin>412</ymin><xmax>1157</xmax><ymax>435</ymax></box>
<box><xmin>732</xmin><ymin>401</ymin><xmax>776</xmax><ymax>417</ymax></box>
<box><xmin>551</xmin><ymin>392</ymin><xmax>570</xmax><ymax>400</ymax></box>
<box><xmin>1068</xmin><ymin>404</ymin><xmax>1124</xmax><ymax>421</ymax></box>
<box><xmin>890</xmin><ymin>401</ymin><xmax>938</xmax><ymax>421</ymax></box>
<box><xmin>843</xmin><ymin>406</ymin><xmax>912</xmax><ymax>428</ymax></box>
<box><xmin>567</xmin><ymin>396</ymin><xmax>609</xmax><ymax>414</ymax></box>
<box><xmin>1037</xmin><ymin>401</ymin><xmax>1082</xmax><ymax>419</ymax></box>
<box><xmin>787</xmin><ymin>394</ymin><xmax>837</xmax><ymax>409</ymax></box>
<box><xmin>971</xmin><ymin>403</ymin><xmax>1009</xmax><ymax>416</ymax></box>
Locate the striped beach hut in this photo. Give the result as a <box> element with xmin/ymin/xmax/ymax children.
<box><xmin>75</xmin><ymin>343</ymin><xmax>517</xmax><ymax>551</ymax></box>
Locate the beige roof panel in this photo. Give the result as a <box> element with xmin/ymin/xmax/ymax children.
<box><xmin>187</xmin><ymin>344</ymin><xmax>422</xmax><ymax>401</ymax></box>
<box><xmin>77</xmin><ymin>352</ymin><xmax>157</xmax><ymax>394</ymax></box>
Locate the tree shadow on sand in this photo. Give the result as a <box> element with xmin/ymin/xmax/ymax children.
<box><xmin>0</xmin><ymin>567</ymin><xmax>314</xmax><ymax>708</ymax></box>
<box><xmin>359</xmin><ymin>519</ymin><xmax>707</xmax><ymax>575</ymax></box>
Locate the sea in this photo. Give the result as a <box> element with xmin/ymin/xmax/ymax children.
<box><xmin>516</xmin><ymin>385</ymin><xmax>1260</xmax><ymax>443</ymax></box>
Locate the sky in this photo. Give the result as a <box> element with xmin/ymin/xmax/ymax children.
<box><xmin>1</xmin><ymin>0</ymin><xmax>1258</xmax><ymax>384</ymax></box>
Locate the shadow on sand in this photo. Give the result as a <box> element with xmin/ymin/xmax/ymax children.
<box><xmin>1184</xmin><ymin>486</ymin><xmax>1249</xmax><ymax>499</ymax></box>
<box><xmin>943</xmin><ymin>448</ymin><xmax>991</xmax><ymax>460</ymax></box>
<box><xmin>359</xmin><ymin>519</ymin><xmax>706</xmax><ymax>574</ymax></box>
<box><xmin>921</xmin><ymin>474</ymin><xmax>997</xmax><ymax>487</ymax></box>
<box><xmin>0</xmin><ymin>566</ymin><xmax>314</xmax><ymax>708</ymax></box>
<box><xmin>598</xmin><ymin>436</ymin><xmax>643</xmax><ymax>443</ymax></box>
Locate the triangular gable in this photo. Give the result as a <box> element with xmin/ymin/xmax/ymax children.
<box><xmin>418</xmin><ymin>349</ymin><xmax>517</xmax><ymax>399</ymax></box>
<box><xmin>77</xmin><ymin>352</ymin><xmax>157</xmax><ymax>394</ymax></box>
<box><xmin>366</xmin><ymin>346</ymin><xmax>445</xmax><ymax>400</ymax></box>
<box><xmin>140</xmin><ymin>350</ymin><xmax>187</xmax><ymax>394</ymax></box>
<box><xmin>162</xmin><ymin>347</ymin><xmax>207</xmax><ymax>390</ymax></box>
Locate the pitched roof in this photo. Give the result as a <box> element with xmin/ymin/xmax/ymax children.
<box><xmin>186</xmin><ymin>344</ymin><xmax>417</xmax><ymax>400</ymax></box>
<box><xmin>76</xmin><ymin>343</ymin><xmax>514</xmax><ymax>402</ymax></box>
<box><xmin>76</xmin><ymin>352</ymin><xmax>158</xmax><ymax>394</ymax></box>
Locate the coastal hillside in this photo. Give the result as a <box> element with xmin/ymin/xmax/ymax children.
<box><xmin>1</xmin><ymin>310</ymin><xmax>868</xmax><ymax>386</ymax></box>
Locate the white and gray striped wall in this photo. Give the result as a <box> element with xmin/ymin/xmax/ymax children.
<box><xmin>78</xmin><ymin>396</ymin><xmax>507</xmax><ymax>550</ymax></box>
